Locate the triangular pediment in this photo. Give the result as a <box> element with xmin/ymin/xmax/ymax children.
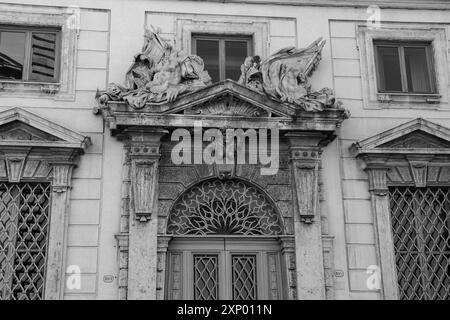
<box><xmin>0</xmin><ymin>108</ymin><xmax>90</xmax><ymax>149</ymax></box>
<box><xmin>158</xmin><ymin>80</ymin><xmax>296</xmax><ymax>118</ymax></box>
<box><xmin>351</xmin><ymin>118</ymin><xmax>450</xmax><ymax>155</ymax></box>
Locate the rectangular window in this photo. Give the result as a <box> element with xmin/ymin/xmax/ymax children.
<box><xmin>0</xmin><ymin>182</ymin><xmax>51</xmax><ymax>300</ymax></box>
<box><xmin>374</xmin><ymin>41</ymin><xmax>435</xmax><ymax>94</ymax></box>
<box><xmin>192</xmin><ymin>35</ymin><xmax>252</xmax><ymax>83</ymax></box>
<box><xmin>0</xmin><ymin>26</ymin><xmax>61</xmax><ymax>83</ymax></box>
<box><xmin>389</xmin><ymin>186</ymin><xmax>450</xmax><ymax>300</ymax></box>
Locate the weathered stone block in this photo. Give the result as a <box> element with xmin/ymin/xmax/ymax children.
<box><xmin>76</xmin><ymin>69</ymin><xmax>107</xmax><ymax>91</ymax></box>
<box><xmin>158</xmin><ymin>183</ymin><xmax>184</xmax><ymax>200</ymax></box>
<box><xmin>80</xmin><ymin>10</ymin><xmax>109</xmax><ymax>31</ymax></box>
<box><xmin>78</xmin><ymin>30</ymin><xmax>108</xmax><ymax>51</ymax></box>
<box><xmin>66</xmin><ymin>247</ymin><xmax>98</xmax><ymax>273</ymax></box>
<box><xmin>69</xmin><ymin>200</ymin><xmax>100</xmax><ymax>224</ymax></box>
<box><xmin>77</xmin><ymin>50</ymin><xmax>108</xmax><ymax>69</ymax></box>
<box><xmin>71</xmin><ymin>179</ymin><xmax>101</xmax><ymax>199</ymax></box>
<box><xmin>67</xmin><ymin>225</ymin><xmax>99</xmax><ymax>246</ymax></box>
<box><xmin>345</xmin><ymin>224</ymin><xmax>375</xmax><ymax>244</ymax></box>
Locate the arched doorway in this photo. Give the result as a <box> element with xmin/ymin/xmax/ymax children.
<box><xmin>165</xmin><ymin>179</ymin><xmax>285</xmax><ymax>300</ymax></box>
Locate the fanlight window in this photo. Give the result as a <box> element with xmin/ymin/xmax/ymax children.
<box><xmin>167</xmin><ymin>179</ymin><xmax>283</xmax><ymax>236</ymax></box>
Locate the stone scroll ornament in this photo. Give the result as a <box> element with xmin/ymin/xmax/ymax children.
<box><xmin>238</xmin><ymin>37</ymin><xmax>342</xmax><ymax>112</ymax></box>
<box><xmin>96</xmin><ymin>26</ymin><xmax>212</xmax><ymax>109</ymax></box>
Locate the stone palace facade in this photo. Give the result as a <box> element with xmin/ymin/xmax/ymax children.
<box><xmin>0</xmin><ymin>0</ymin><xmax>450</xmax><ymax>300</ymax></box>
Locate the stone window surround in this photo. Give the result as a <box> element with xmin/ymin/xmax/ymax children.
<box><xmin>0</xmin><ymin>4</ymin><xmax>79</xmax><ymax>100</ymax></box>
<box><xmin>174</xmin><ymin>16</ymin><xmax>269</xmax><ymax>59</ymax></box>
<box><xmin>357</xmin><ymin>24</ymin><xmax>449</xmax><ymax>109</ymax></box>
<box><xmin>0</xmin><ymin>107</ymin><xmax>90</xmax><ymax>299</ymax></box>
<box><xmin>350</xmin><ymin>119</ymin><xmax>450</xmax><ymax>299</ymax></box>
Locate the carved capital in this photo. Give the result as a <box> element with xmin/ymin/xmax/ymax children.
<box><xmin>279</xmin><ymin>236</ymin><xmax>295</xmax><ymax>253</ymax></box>
<box><xmin>365</xmin><ymin>167</ymin><xmax>389</xmax><ymax>196</ymax></box>
<box><xmin>115</xmin><ymin>233</ymin><xmax>129</xmax><ymax>249</ymax></box>
<box><xmin>157</xmin><ymin>235</ymin><xmax>172</xmax><ymax>253</ymax></box>
<box><xmin>51</xmin><ymin>163</ymin><xmax>75</xmax><ymax>192</ymax></box>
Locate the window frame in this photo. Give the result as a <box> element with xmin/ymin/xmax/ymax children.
<box><xmin>0</xmin><ymin>4</ymin><xmax>80</xmax><ymax>100</ymax></box>
<box><xmin>192</xmin><ymin>34</ymin><xmax>253</xmax><ymax>82</ymax></box>
<box><xmin>351</xmin><ymin>118</ymin><xmax>450</xmax><ymax>299</ymax></box>
<box><xmin>0</xmin><ymin>24</ymin><xmax>62</xmax><ymax>83</ymax></box>
<box><xmin>374</xmin><ymin>40</ymin><xmax>436</xmax><ymax>95</ymax></box>
<box><xmin>357</xmin><ymin>24</ymin><xmax>449</xmax><ymax>109</ymax></box>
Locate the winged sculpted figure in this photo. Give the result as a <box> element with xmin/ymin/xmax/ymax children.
<box><xmin>239</xmin><ymin>37</ymin><xmax>341</xmax><ymax>112</ymax></box>
<box><xmin>97</xmin><ymin>26</ymin><xmax>212</xmax><ymax>109</ymax></box>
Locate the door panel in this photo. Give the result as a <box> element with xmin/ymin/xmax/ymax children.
<box><xmin>231</xmin><ymin>254</ymin><xmax>258</xmax><ymax>300</ymax></box>
<box><xmin>193</xmin><ymin>254</ymin><xmax>219</xmax><ymax>300</ymax></box>
<box><xmin>166</xmin><ymin>238</ymin><xmax>282</xmax><ymax>300</ymax></box>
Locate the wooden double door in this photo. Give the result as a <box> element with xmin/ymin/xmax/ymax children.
<box><xmin>166</xmin><ymin>237</ymin><xmax>284</xmax><ymax>300</ymax></box>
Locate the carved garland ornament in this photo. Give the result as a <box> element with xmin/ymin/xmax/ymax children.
<box><xmin>167</xmin><ymin>179</ymin><xmax>283</xmax><ymax>235</ymax></box>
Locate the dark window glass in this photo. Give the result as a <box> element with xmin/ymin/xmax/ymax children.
<box><xmin>30</xmin><ymin>32</ymin><xmax>58</xmax><ymax>82</ymax></box>
<box><xmin>0</xmin><ymin>31</ymin><xmax>26</xmax><ymax>80</ymax></box>
<box><xmin>377</xmin><ymin>46</ymin><xmax>402</xmax><ymax>92</ymax></box>
<box><xmin>193</xmin><ymin>35</ymin><xmax>251</xmax><ymax>83</ymax></box>
<box><xmin>0</xmin><ymin>26</ymin><xmax>60</xmax><ymax>82</ymax></box>
<box><xmin>404</xmin><ymin>47</ymin><xmax>431</xmax><ymax>93</ymax></box>
<box><xmin>196</xmin><ymin>39</ymin><xmax>220</xmax><ymax>83</ymax></box>
<box><xmin>225</xmin><ymin>40</ymin><xmax>248</xmax><ymax>81</ymax></box>
<box><xmin>375</xmin><ymin>41</ymin><xmax>435</xmax><ymax>94</ymax></box>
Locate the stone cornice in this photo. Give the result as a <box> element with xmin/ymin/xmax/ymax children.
<box><xmin>181</xmin><ymin>0</ymin><xmax>450</xmax><ymax>10</ymax></box>
<box><xmin>96</xmin><ymin>80</ymin><xmax>348</xmax><ymax>136</ymax></box>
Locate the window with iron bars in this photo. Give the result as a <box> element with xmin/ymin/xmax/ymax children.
<box><xmin>389</xmin><ymin>186</ymin><xmax>450</xmax><ymax>300</ymax></box>
<box><xmin>0</xmin><ymin>182</ymin><xmax>51</xmax><ymax>300</ymax></box>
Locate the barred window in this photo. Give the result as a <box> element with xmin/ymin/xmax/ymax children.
<box><xmin>0</xmin><ymin>182</ymin><xmax>51</xmax><ymax>300</ymax></box>
<box><xmin>389</xmin><ymin>186</ymin><xmax>450</xmax><ymax>300</ymax></box>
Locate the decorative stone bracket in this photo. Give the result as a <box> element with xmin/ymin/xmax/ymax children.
<box><xmin>286</xmin><ymin>132</ymin><xmax>324</xmax><ymax>224</ymax></box>
<box><xmin>123</xmin><ymin>128</ymin><xmax>167</xmax><ymax>222</ymax></box>
<box><xmin>131</xmin><ymin>159</ymin><xmax>157</xmax><ymax>222</ymax></box>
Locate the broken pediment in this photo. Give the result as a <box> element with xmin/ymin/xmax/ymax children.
<box><xmin>351</xmin><ymin>118</ymin><xmax>450</xmax><ymax>155</ymax></box>
<box><xmin>95</xmin><ymin>26</ymin><xmax>343</xmax><ymax>113</ymax></box>
<box><xmin>96</xmin><ymin>80</ymin><xmax>348</xmax><ymax>136</ymax></box>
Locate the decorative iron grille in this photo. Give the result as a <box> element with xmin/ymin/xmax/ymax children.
<box><xmin>0</xmin><ymin>182</ymin><xmax>51</xmax><ymax>300</ymax></box>
<box><xmin>167</xmin><ymin>179</ymin><xmax>282</xmax><ymax>235</ymax></box>
<box><xmin>193</xmin><ymin>254</ymin><xmax>219</xmax><ymax>300</ymax></box>
<box><xmin>232</xmin><ymin>255</ymin><xmax>257</xmax><ymax>300</ymax></box>
<box><xmin>389</xmin><ymin>186</ymin><xmax>450</xmax><ymax>300</ymax></box>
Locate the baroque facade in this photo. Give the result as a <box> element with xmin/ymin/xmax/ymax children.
<box><xmin>0</xmin><ymin>0</ymin><xmax>450</xmax><ymax>300</ymax></box>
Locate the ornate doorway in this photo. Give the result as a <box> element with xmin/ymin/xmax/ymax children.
<box><xmin>165</xmin><ymin>179</ymin><xmax>285</xmax><ymax>300</ymax></box>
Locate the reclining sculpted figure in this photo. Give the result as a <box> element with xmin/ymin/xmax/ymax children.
<box><xmin>97</xmin><ymin>26</ymin><xmax>212</xmax><ymax>109</ymax></box>
<box><xmin>239</xmin><ymin>37</ymin><xmax>342</xmax><ymax>112</ymax></box>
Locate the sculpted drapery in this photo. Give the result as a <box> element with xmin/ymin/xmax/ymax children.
<box><xmin>97</xmin><ymin>27</ymin><xmax>342</xmax><ymax>113</ymax></box>
<box><xmin>98</xmin><ymin>26</ymin><xmax>212</xmax><ymax>109</ymax></box>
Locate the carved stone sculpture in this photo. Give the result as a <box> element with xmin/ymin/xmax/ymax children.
<box><xmin>97</xmin><ymin>26</ymin><xmax>212</xmax><ymax>109</ymax></box>
<box><xmin>239</xmin><ymin>38</ymin><xmax>341</xmax><ymax>112</ymax></box>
